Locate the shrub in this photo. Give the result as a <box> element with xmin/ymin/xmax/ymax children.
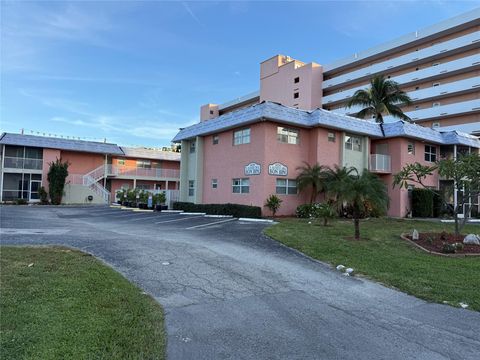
<box><xmin>138</xmin><ymin>190</ymin><xmax>149</xmax><ymax>204</ymax></box>
<box><xmin>296</xmin><ymin>204</ymin><xmax>317</xmax><ymax>218</ymax></box>
<box><xmin>264</xmin><ymin>195</ymin><xmax>282</xmax><ymax>217</ymax></box>
<box><xmin>317</xmin><ymin>203</ymin><xmax>336</xmax><ymax>226</ymax></box>
<box><xmin>15</xmin><ymin>198</ymin><xmax>28</xmax><ymax>205</ymax></box>
<box><xmin>116</xmin><ymin>189</ymin><xmax>127</xmax><ymax>203</ymax></box>
<box><xmin>442</xmin><ymin>242</ymin><xmax>456</xmax><ymax>254</ymax></box>
<box><xmin>126</xmin><ymin>189</ymin><xmax>139</xmax><ymax>203</ymax></box>
<box><xmin>173</xmin><ymin>202</ymin><xmax>261</xmax><ymax>218</ymax></box>
<box><xmin>47</xmin><ymin>159</ymin><xmax>69</xmax><ymax>205</ymax></box>
<box><xmin>39</xmin><ymin>186</ymin><xmax>49</xmax><ymax>204</ymax></box>
<box><xmin>153</xmin><ymin>192</ymin><xmax>166</xmax><ymax>205</ymax></box>
<box><xmin>412</xmin><ymin>188</ymin><xmax>434</xmax><ymax>217</ymax></box>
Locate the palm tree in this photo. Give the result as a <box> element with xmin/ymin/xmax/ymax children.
<box><xmin>296</xmin><ymin>162</ymin><xmax>329</xmax><ymax>203</ymax></box>
<box><xmin>346</xmin><ymin>75</ymin><xmax>412</xmax><ymax>124</ymax></box>
<box><xmin>327</xmin><ymin>167</ymin><xmax>389</xmax><ymax>240</ymax></box>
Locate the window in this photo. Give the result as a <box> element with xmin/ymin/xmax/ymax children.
<box><xmin>293</xmin><ymin>92</ymin><xmax>299</xmax><ymax>99</ymax></box>
<box><xmin>117</xmin><ymin>159</ymin><xmax>125</xmax><ymax>165</ymax></box>
<box><xmin>276</xmin><ymin>179</ymin><xmax>297</xmax><ymax>195</ymax></box>
<box><xmin>415</xmin><ymin>86</ymin><xmax>420</xmax><ymax>90</ymax></box>
<box><xmin>407</xmin><ymin>142</ymin><xmax>415</xmax><ymax>155</ymax></box>
<box><xmin>211</xmin><ymin>179</ymin><xmax>218</xmax><ymax>189</ymax></box>
<box><xmin>212</xmin><ymin>135</ymin><xmax>219</xmax><ymax>145</ymax></box>
<box><xmin>328</xmin><ymin>132</ymin><xmax>336</xmax><ymax>142</ymax></box>
<box><xmin>432</xmin><ymin>62</ymin><xmax>440</xmax><ymax>66</ymax></box>
<box><xmin>433</xmin><ymin>82</ymin><xmax>440</xmax><ymax>87</ymax></box>
<box><xmin>294</xmin><ymin>77</ymin><xmax>300</xmax><ymax>84</ymax></box>
<box><xmin>188</xmin><ymin>180</ymin><xmax>195</xmax><ymax>196</ymax></box>
<box><xmin>277</xmin><ymin>127</ymin><xmax>299</xmax><ymax>144</ymax></box>
<box><xmin>415</xmin><ymin>67</ymin><xmax>419</xmax><ymax>71</ymax></box>
<box><xmin>210</xmin><ymin>110</ymin><xmax>214</xmax><ymax>115</ymax></box>
<box><xmin>415</xmin><ymin>105</ymin><xmax>420</xmax><ymax>110</ymax></box>
<box><xmin>233</xmin><ymin>128</ymin><xmax>250</xmax><ymax>145</ymax></box>
<box><xmin>136</xmin><ymin>160</ymin><xmax>151</xmax><ymax>169</ymax></box>
<box><xmin>137</xmin><ymin>184</ymin><xmax>152</xmax><ymax>190</ymax></box>
<box><xmin>425</xmin><ymin>145</ymin><xmax>437</xmax><ymax>162</ymax></box>
<box><xmin>345</xmin><ymin>134</ymin><xmax>362</xmax><ymax>152</ymax></box>
<box><xmin>432</xmin><ymin>102</ymin><xmax>440</xmax><ymax>107</ymax></box>
<box><xmin>189</xmin><ymin>141</ymin><xmax>196</xmax><ymax>153</ymax></box>
<box><xmin>432</xmin><ymin>122</ymin><xmax>440</xmax><ymax>128</ymax></box>
<box><xmin>232</xmin><ymin>178</ymin><xmax>249</xmax><ymax>194</ymax></box>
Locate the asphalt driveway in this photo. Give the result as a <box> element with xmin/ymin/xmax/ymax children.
<box><xmin>1</xmin><ymin>205</ymin><xmax>479</xmax><ymax>360</ymax></box>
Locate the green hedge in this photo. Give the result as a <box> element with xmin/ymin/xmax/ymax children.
<box><xmin>173</xmin><ymin>202</ymin><xmax>261</xmax><ymax>218</ymax></box>
<box><xmin>412</xmin><ymin>188</ymin><xmax>434</xmax><ymax>217</ymax></box>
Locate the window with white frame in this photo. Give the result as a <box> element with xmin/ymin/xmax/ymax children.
<box><xmin>328</xmin><ymin>132</ymin><xmax>336</xmax><ymax>142</ymax></box>
<box><xmin>407</xmin><ymin>142</ymin><xmax>415</xmax><ymax>155</ymax></box>
<box><xmin>276</xmin><ymin>179</ymin><xmax>297</xmax><ymax>195</ymax></box>
<box><xmin>424</xmin><ymin>145</ymin><xmax>437</xmax><ymax>162</ymax></box>
<box><xmin>232</xmin><ymin>178</ymin><xmax>249</xmax><ymax>194</ymax></box>
<box><xmin>137</xmin><ymin>184</ymin><xmax>152</xmax><ymax>190</ymax></box>
<box><xmin>277</xmin><ymin>127</ymin><xmax>299</xmax><ymax>144</ymax></box>
<box><xmin>432</xmin><ymin>102</ymin><xmax>441</xmax><ymax>107</ymax></box>
<box><xmin>188</xmin><ymin>180</ymin><xmax>195</xmax><ymax>196</ymax></box>
<box><xmin>212</xmin><ymin>135</ymin><xmax>219</xmax><ymax>145</ymax></box>
<box><xmin>189</xmin><ymin>141</ymin><xmax>196</xmax><ymax>153</ymax></box>
<box><xmin>233</xmin><ymin>128</ymin><xmax>250</xmax><ymax>145</ymax></box>
<box><xmin>136</xmin><ymin>159</ymin><xmax>151</xmax><ymax>169</ymax></box>
<box><xmin>345</xmin><ymin>134</ymin><xmax>362</xmax><ymax>152</ymax></box>
<box><xmin>212</xmin><ymin>179</ymin><xmax>218</xmax><ymax>189</ymax></box>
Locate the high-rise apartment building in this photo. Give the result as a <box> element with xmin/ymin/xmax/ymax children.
<box><xmin>201</xmin><ymin>8</ymin><xmax>479</xmax><ymax>135</ymax></box>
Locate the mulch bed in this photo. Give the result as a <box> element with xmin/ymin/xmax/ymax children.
<box><xmin>406</xmin><ymin>232</ymin><xmax>480</xmax><ymax>254</ymax></box>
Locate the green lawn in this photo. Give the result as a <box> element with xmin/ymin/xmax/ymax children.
<box><xmin>0</xmin><ymin>246</ymin><xmax>166</xmax><ymax>360</ymax></box>
<box><xmin>265</xmin><ymin>218</ymin><xmax>480</xmax><ymax>311</ymax></box>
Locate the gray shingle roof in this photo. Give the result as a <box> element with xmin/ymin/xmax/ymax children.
<box><xmin>172</xmin><ymin>101</ymin><xmax>480</xmax><ymax>148</ymax></box>
<box><xmin>0</xmin><ymin>133</ymin><xmax>124</xmax><ymax>155</ymax></box>
<box><xmin>120</xmin><ymin>147</ymin><xmax>181</xmax><ymax>161</ymax></box>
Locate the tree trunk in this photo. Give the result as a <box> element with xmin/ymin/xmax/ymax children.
<box><xmin>354</xmin><ymin>218</ymin><xmax>360</xmax><ymax>240</ymax></box>
<box><xmin>323</xmin><ymin>218</ymin><xmax>328</xmax><ymax>226</ymax></box>
<box><xmin>310</xmin><ymin>185</ymin><xmax>317</xmax><ymax>204</ymax></box>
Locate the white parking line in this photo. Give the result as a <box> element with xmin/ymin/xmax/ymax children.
<box><xmin>107</xmin><ymin>212</ymin><xmax>147</xmax><ymax>218</ymax></box>
<box><xmin>186</xmin><ymin>218</ymin><xmax>236</xmax><ymax>229</ymax></box>
<box><xmin>123</xmin><ymin>215</ymin><xmax>161</xmax><ymax>222</ymax></box>
<box><xmin>155</xmin><ymin>215</ymin><xmax>203</xmax><ymax>224</ymax></box>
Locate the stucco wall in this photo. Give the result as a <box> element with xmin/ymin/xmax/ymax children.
<box><xmin>61</xmin><ymin>151</ymin><xmax>104</xmax><ymax>174</ymax></box>
<box><xmin>62</xmin><ymin>184</ymin><xmax>105</xmax><ymax>205</ymax></box>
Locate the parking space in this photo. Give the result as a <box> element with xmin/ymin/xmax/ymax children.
<box><xmin>51</xmin><ymin>205</ymin><xmax>269</xmax><ymax>232</ymax></box>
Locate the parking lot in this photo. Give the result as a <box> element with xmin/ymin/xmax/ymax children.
<box><xmin>2</xmin><ymin>205</ymin><xmax>480</xmax><ymax>360</ymax></box>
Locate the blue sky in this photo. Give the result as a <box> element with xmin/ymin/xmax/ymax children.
<box><xmin>1</xmin><ymin>1</ymin><xmax>478</xmax><ymax>147</ymax></box>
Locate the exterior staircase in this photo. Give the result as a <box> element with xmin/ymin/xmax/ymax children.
<box><xmin>82</xmin><ymin>165</ymin><xmax>110</xmax><ymax>204</ymax></box>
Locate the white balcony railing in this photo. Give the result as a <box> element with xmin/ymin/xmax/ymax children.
<box><xmin>107</xmin><ymin>164</ymin><xmax>180</xmax><ymax>179</ymax></box>
<box><xmin>3</xmin><ymin>156</ymin><xmax>43</xmax><ymax>170</ymax></box>
<box><xmin>323</xmin><ymin>31</ymin><xmax>480</xmax><ymax>89</ymax></box>
<box><xmin>370</xmin><ymin>154</ymin><xmax>391</xmax><ymax>173</ymax></box>
<box><xmin>324</xmin><ymin>72</ymin><xmax>480</xmax><ymax>106</ymax></box>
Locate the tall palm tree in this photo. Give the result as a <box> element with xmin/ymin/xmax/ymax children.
<box><xmin>346</xmin><ymin>75</ymin><xmax>412</xmax><ymax>124</ymax></box>
<box><xmin>327</xmin><ymin>167</ymin><xmax>389</xmax><ymax>240</ymax></box>
<box><xmin>296</xmin><ymin>162</ymin><xmax>329</xmax><ymax>203</ymax></box>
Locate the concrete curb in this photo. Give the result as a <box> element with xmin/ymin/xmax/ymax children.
<box><xmin>161</xmin><ymin>210</ymin><xmax>184</xmax><ymax>213</ymax></box>
<box><xmin>238</xmin><ymin>218</ymin><xmax>276</xmax><ymax>223</ymax></box>
<box><xmin>179</xmin><ymin>212</ymin><xmax>207</xmax><ymax>216</ymax></box>
<box><xmin>204</xmin><ymin>215</ymin><xmax>234</xmax><ymax>218</ymax></box>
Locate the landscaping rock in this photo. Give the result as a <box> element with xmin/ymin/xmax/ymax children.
<box><xmin>459</xmin><ymin>302</ymin><xmax>469</xmax><ymax>309</ymax></box>
<box><xmin>463</xmin><ymin>234</ymin><xmax>480</xmax><ymax>245</ymax></box>
<box><xmin>336</xmin><ymin>265</ymin><xmax>345</xmax><ymax>271</ymax></box>
<box><xmin>28</xmin><ymin>263</ymin><xmax>34</xmax><ymax>267</ymax></box>
<box><xmin>346</xmin><ymin>268</ymin><xmax>354</xmax><ymax>276</ymax></box>
<box><xmin>412</xmin><ymin>229</ymin><xmax>419</xmax><ymax>241</ymax></box>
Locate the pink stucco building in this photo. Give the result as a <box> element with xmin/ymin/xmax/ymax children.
<box><xmin>173</xmin><ymin>101</ymin><xmax>480</xmax><ymax>217</ymax></box>
<box><xmin>0</xmin><ymin>133</ymin><xmax>180</xmax><ymax>204</ymax></box>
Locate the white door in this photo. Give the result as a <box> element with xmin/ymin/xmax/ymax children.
<box><xmin>29</xmin><ymin>180</ymin><xmax>41</xmax><ymax>202</ymax></box>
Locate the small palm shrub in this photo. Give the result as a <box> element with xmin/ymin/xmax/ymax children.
<box><xmin>39</xmin><ymin>186</ymin><xmax>49</xmax><ymax>204</ymax></box>
<box><xmin>153</xmin><ymin>192</ymin><xmax>166</xmax><ymax>205</ymax></box>
<box><xmin>265</xmin><ymin>194</ymin><xmax>282</xmax><ymax>217</ymax></box>
<box><xmin>317</xmin><ymin>203</ymin><xmax>336</xmax><ymax>226</ymax></box>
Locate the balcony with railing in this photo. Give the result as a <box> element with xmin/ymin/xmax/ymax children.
<box><xmin>323</xmin><ymin>31</ymin><xmax>480</xmax><ymax>89</ymax></box>
<box><xmin>3</xmin><ymin>156</ymin><xmax>43</xmax><ymax>170</ymax></box>
<box><xmin>369</xmin><ymin>154</ymin><xmax>391</xmax><ymax>173</ymax></box>
<box><xmin>107</xmin><ymin>164</ymin><xmax>180</xmax><ymax>180</ymax></box>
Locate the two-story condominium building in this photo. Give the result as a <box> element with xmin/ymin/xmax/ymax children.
<box><xmin>173</xmin><ymin>101</ymin><xmax>480</xmax><ymax>217</ymax></box>
<box><xmin>0</xmin><ymin>133</ymin><xmax>180</xmax><ymax>204</ymax></box>
<box><xmin>200</xmin><ymin>8</ymin><xmax>479</xmax><ymax>135</ymax></box>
